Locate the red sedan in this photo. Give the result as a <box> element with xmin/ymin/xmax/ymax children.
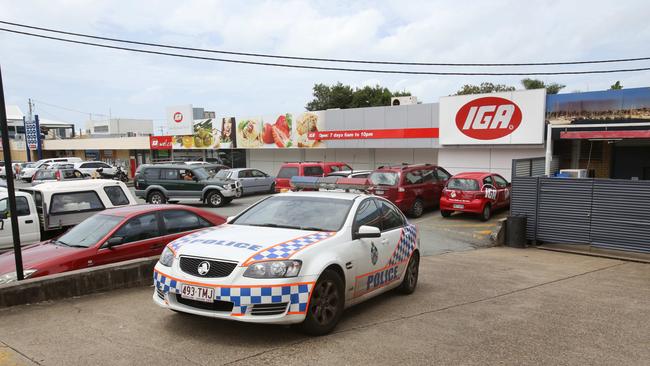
<box><xmin>440</xmin><ymin>172</ymin><xmax>511</xmax><ymax>221</ymax></box>
<box><xmin>0</xmin><ymin>205</ymin><xmax>225</xmax><ymax>283</ymax></box>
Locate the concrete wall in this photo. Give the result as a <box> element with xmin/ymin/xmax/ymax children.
<box><xmin>438</xmin><ymin>146</ymin><xmax>546</xmax><ymax>180</ymax></box>
<box><xmin>43</xmin><ymin>136</ymin><xmax>150</xmax><ymax>151</ymax></box>
<box><xmin>0</xmin><ymin>256</ymin><xmax>158</xmax><ymax>308</ymax></box>
<box><xmin>248</xmin><ymin>148</ymin><xmax>440</xmax><ymax>175</ymax></box>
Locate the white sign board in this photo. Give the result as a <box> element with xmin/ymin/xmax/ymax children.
<box><xmin>166</xmin><ymin>104</ymin><xmax>194</xmax><ymax>136</ymax></box>
<box><xmin>439</xmin><ymin>89</ymin><xmax>545</xmax><ymax>145</ymax></box>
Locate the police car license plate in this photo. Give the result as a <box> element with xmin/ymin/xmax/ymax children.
<box><xmin>180</xmin><ymin>284</ymin><xmax>215</xmax><ymax>302</ymax></box>
<box><xmin>453</xmin><ymin>204</ymin><xmax>465</xmax><ymax>209</ymax></box>
<box><xmin>375</xmin><ymin>190</ymin><xmax>384</xmax><ymax>195</ymax></box>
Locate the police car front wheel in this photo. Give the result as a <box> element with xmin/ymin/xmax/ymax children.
<box><xmin>299</xmin><ymin>269</ymin><xmax>344</xmax><ymax>336</ymax></box>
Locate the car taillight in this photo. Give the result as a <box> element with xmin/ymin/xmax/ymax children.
<box><xmin>55</xmin><ymin>170</ymin><xmax>61</xmax><ymax>181</ymax></box>
<box><xmin>473</xmin><ymin>191</ymin><xmax>485</xmax><ymax>199</ymax></box>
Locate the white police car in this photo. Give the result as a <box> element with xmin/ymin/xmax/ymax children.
<box><xmin>153</xmin><ymin>177</ymin><xmax>420</xmax><ymax>335</ymax></box>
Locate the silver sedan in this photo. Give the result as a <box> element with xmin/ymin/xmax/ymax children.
<box><xmin>214</xmin><ymin>168</ymin><xmax>275</xmax><ymax>195</ymax></box>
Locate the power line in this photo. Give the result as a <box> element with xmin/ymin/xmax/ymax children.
<box><xmin>1</xmin><ymin>20</ymin><xmax>649</xmax><ymax>67</ymax></box>
<box><xmin>32</xmin><ymin>99</ymin><xmax>108</xmax><ymax>117</ymax></box>
<box><xmin>2</xmin><ymin>27</ymin><xmax>650</xmax><ymax>76</ymax></box>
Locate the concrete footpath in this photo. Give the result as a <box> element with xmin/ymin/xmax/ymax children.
<box><xmin>0</xmin><ymin>247</ymin><xmax>648</xmax><ymax>366</ymax></box>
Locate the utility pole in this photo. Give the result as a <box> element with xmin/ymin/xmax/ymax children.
<box><xmin>0</xmin><ymin>66</ymin><xmax>25</xmax><ymax>281</ymax></box>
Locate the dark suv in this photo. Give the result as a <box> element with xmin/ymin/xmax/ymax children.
<box><xmin>134</xmin><ymin>164</ymin><xmax>241</xmax><ymax>207</ymax></box>
<box><xmin>368</xmin><ymin>164</ymin><xmax>451</xmax><ymax>217</ymax></box>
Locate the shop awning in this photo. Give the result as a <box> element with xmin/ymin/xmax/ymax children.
<box><xmin>560</xmin><ymin>130</ymin><xmax>650</xmax><ymax>139</ymax></box>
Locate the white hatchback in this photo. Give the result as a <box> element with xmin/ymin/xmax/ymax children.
<box><xmin>153</xmin><ymin>190</ymin><xmax>420</xmax><ymax>335</ymax></box>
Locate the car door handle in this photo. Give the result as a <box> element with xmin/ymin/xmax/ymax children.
<box><xmin>381</xmin><ymin>238</ymin><xmax>389</xmax><ymax>245</ymax></box>
<box><xmin>150</xmin><ymin>243</ymin><xmax>163</xmax><ymax>249</ymax></box>
<box><xmin>25</xmin><ymin>220</ymin><xmax>34</xmax><ymax>224</ymax></box>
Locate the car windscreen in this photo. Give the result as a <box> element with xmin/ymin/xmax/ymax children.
<box><xmin>215</xmin><ymin>170</ymin><xmax>231</xmax><ymax>179</ymax></box>
<box><xmin>232</xmin><ymin>196</ymin><xmax>352</xmax><ymax>232</ymax></box>
<box><xmin>369</xmin><ymin>171</ymin><xmax>399</xmax><ymax>186</ymax></box>
<box><xmin>192</xmin><ymin>167</ymin><xmax>210</xmax><ymax>180</ymax></box>
<box><xmin>55</xmin><ymin>214</ymin><xmax>123</xmax><ymax>248</ymax></box>
<box><xmin>277</xmin><ymin>167</ymin><xmax>298</xmax><ymax>179</ymax></box>
<box><xmin>446</xmin><ymin>178</ymin><xmax>480</xmax><ymax>191</ymax></box>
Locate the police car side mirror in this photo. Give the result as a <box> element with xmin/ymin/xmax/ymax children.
<box><xmin>354</xmin><ymin>225</ymin><xmax>381</xmax><ymax>240</ymax></box>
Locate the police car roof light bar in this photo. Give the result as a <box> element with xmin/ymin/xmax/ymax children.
<box><xmin>290</xmin><ymin>176</ymin><xmax>371</xmax><ymax>193</ymax></box>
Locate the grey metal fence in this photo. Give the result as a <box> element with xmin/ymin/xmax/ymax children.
<box><xmin>511</xmin><ymin>177</ymin><xmax>650</xmax><ymax>253</ymax></box>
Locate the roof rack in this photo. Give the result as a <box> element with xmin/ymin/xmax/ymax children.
<box><xmin>290</xmin><ymin>176</ymin><xmax>371</xmax><ymax>193</ymax></box>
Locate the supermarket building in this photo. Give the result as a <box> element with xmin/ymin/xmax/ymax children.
<box><xmin>4</xmin><ymin>87</ymin><xmax>650</xmax><ymax>180</ymax></box>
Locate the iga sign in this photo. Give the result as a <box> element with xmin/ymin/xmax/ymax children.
<box><xmin>165</xmin><ymin>104</ymin><xmax>193</xmax><ymax>135</ymax></box>
<box><xmin>440</xmin><ymin>89</ymin><xmax>545</xmax><ymax>145</ymax></box>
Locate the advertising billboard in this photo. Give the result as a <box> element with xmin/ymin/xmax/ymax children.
<box><xmin>546</xmin><ymin>87</ymin><xmax>650</xmax><ymax>124</ymax></box>
<box><xmin>439</xmin><ymin>89</ymin><xmax>546</xmax><ymax>145</ymax></box>
<box><xmin>166</xmin><ymin>104</ymin><xmax>194</xmax><ymax>136</ymax></box>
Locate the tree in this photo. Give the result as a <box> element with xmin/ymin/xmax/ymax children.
<box><xmin>454</xmin><ymin>82</ymin><xmax>515</xmax><ymax>95</ymax></box>
<box><xmin>610</xmin><ymin>81</ymin><xmax>623</xmax><ymax>90</ymax></box>
<box><xmin>521</xmin><ymin>78</ymin><xmax>565</xmax><ymax>94</ymax></box>
<box><xmin>306</xmin><ymin>83</ymin><xmax>411</xmax><ymax>111</ymax></box>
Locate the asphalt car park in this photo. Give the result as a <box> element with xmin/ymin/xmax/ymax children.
<box><xmin>1</xmin><ymin>247</ymin><xmax>647</xmax><ymax>366</ymax></box>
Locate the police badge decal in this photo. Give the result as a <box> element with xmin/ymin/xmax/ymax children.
<box><xmin>370</xmin><ymin>243</ymin><xmax>378</xmax><ymax>266</ymax></box>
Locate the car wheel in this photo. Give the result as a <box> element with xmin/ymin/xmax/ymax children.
<box><xmin>299</xmin><ymin>269</ymin><xmax>344</xmax><ymax>336</ymax></box>
<box><xmin>440</xmin><ymin>210</ymin><xmax>452</xmax><ymax>218</ymax></box>
<box><xmin>408</xmin><ymin>198</ymin><xmax>424</xmax><ymax>218</ymax></box>
<box><xmin>480</xmin><ymin>204</ymin><xmax>491</xmax><ymax>222</ymax></box>
<box><xmin>147</xmin><ymin>191</ymin><xmax>166</xmax><ymax>204</ymax></box>
<box><xmin>397</xmin><ymin>251</ymin><xmax>419</xmax><ymax>294</ymax></box>
<box><xmin>235</xmin><ymin>188</ymin><xmax>243</xmax><ymax>198</ymax></box>
<box><xmin>269</xmin><ymin>182</ymin><xmax>276</xmax><ymax>194</ymax></box>
<box><xmin>207</xmin><ymin>191</ymin><xmax>225</xmax><ymax>207</ymax></box>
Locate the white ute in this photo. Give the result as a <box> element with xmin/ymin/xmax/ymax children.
<box><xmin>0</xmin><ymin>180</ymin><xmax>137</xmax><ymax>249</ymax></box>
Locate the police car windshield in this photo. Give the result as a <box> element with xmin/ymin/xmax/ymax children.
<box><xmin>232</xmin><ymin>196</ymin><xmax>352</xmax><ymax>232</ymax></box>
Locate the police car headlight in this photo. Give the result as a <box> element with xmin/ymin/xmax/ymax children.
<box><xmin>0</xmin><ymin>269</ymin><xmax>37</xmax><ymax>284</ymax></box>
<box><xmin>159</xmin><ymin>247</ymin><xmax>175</xmax><ymax>267</ymax></box>
<box><xmin>243</xmin><ymin>260</ymin><xmax>302</xmax><ymax>278</ymax></box>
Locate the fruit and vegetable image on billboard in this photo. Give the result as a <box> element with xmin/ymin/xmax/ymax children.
<box><xmin>172</xmin><ymin>118</ymin><xmax>218</xmax><ymax>149</ymax></box>
<box><xmin>161</xmin><ymin>107</ymin><xmax>326</xmax><ymax>149</ymax></box>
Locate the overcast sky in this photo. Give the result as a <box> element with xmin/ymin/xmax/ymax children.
<box><xmin>1</xmin><ymin>0</ymin><xmax>649</xmax><ymax>131</ymax></box>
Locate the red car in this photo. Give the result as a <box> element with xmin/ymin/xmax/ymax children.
<box><xmin>275</xmin><ymin>161</ymin><xmax>352</xmax><ymax>192</ymax></box>
<box><xmin>0</xmin><ymin>205</ymin><xmax>225</xmax><ymax>283</ymax></box>
<box><xmin>367</xmin><ymin>164</ymin><xmax>451</xmax><ymax>218</ymax></box>
<box><xmin>440</xmin><ymin>172</ymin><xmax>511</xmax><ymax>221</ymax></box>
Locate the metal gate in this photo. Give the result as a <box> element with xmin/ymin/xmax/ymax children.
<box><xmin>511</xmin><ymin>177</ymin><xmax>650</xmax><ymax>253</ymax></box>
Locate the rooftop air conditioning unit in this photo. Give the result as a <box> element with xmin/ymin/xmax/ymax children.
<box><xmin>559</xmin><ymin>169</ymin><xmax>589</xmax><ymax>178</ymax></box>
<box><xmin>391</xmin><ymin>96</ymin><xmax>418</xmax><ymax>106</ymax></box>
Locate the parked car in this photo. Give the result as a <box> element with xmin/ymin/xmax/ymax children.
<box><xmin>134</xmin><ymin>164</ymin><xmax>241</xmax><ymax>207</ymax></box>
<box><xmin>0</xmin><ymin>205</ymin><xmax>226</xmax><ymax>283</ymax></box>
<box><xmin>31</xmin><ymin>168</ymin><xmax>87</xmax><ymax>186</ymax></box>
<box><xmin>201</xmin><ymin>164</ymin><xmax>230</xmax><ymax>177</ymax></box>
<box><xmin>0</xmin><ymin>162</ymin><xmax>23</xmax><ymax>178</ymax></box>
<box><xmin>21</xmin><ymin>157</ymin><xmax>82</xmax><ymax>182</ymax></box>
<box><xmin>440</xmin><ymin>172</ymin><xmax>511</xmax><ymax>221</ymax></box>
<box><xmin>275</xmin><ymin>162</ymin><xmax>352</xmax><ymax>192</ymax></box>
<box><xmin>73</xmin><ymin>161</ymin><xmax>117</xmax><ymax>177</ymax></box>
<box><xmin>367</xmin><ymin>164</ymin><xmax>451</xmax><ymax>218</ymax></box>
<box><xmin>0</xmin><ymin>180</ymin><xmax>138</xmax><ymax>250</ymax></box>
<box><xmin>152</xmin><ymin>186</ymin><xmax>419</xmax><ymax>335</ymax></box>
<box><xmin>216</xmin><ymin>168</ymin><xmax>275</xmax><ymax>195</ymax></box>
<box><xmin>327</xmin><ymin>170</ymin><xmax>372</xmax><ymax>179</ymax></box>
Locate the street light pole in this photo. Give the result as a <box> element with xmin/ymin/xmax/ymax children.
<box><xmin>0</xmin><ymin>66</ymin><xmax>25</xmax><ymax>281</ymax></box>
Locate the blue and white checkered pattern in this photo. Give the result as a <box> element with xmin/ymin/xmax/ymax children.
<box><xmin>154</xmin><ymin>271</ymin><xmax>313</xmax><ymax>315</ymax></box>
<box><xmin>168</xmin><ymin>227</ymin><xmax>221</xmax><ymax>253</ymax></box>
<box><xmin>388</xmin><ymin>224</ymin><xmax>417</xmax><ymax>266</ymax></box>
<box><xmin>245</xmin><ymin>232</ymin><xmax>334</xmax><ymax>264</ymax></box>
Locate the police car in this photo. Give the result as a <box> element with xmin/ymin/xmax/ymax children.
<box><xmin>153</xmin><ymin>177</ymin><xmax>420</xmax><ymax>335</ymax></box>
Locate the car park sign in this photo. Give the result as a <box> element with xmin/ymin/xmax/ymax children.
<box><xmin>439</xmin><ymin>89</ymin><xmax>545</xmax><ymax>145</ymax></box>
